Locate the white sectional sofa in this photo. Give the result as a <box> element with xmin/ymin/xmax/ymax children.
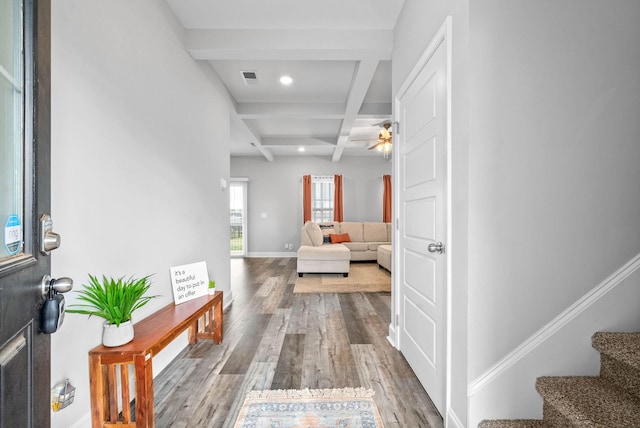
<box><xmin>296</xmin><ymin>221</ymin><xmax>391</xmax><ymax>277</ymax></box>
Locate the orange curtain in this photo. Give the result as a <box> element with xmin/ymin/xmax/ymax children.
<box><xmin>333</xmin><ymin>175</ymin><xmax>344</xmax><ymax>222</ymax></box>
<box><xmin>303</xmin><ymin>175</ymin><xmax>312</xmax><ymax>223</ymax></box>
<box><xmin>383</xmin><ymin>174</ymin><xmax>392</xmax><ymax>222</ymax></box>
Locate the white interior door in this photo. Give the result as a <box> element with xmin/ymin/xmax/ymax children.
<box><xmin>396</xmin><ymin>25</ymin><xmax>449</xmax><ymax>414</ymax></box>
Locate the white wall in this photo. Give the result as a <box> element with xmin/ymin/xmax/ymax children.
<box><xmin>394</xmin><ymin>0</ymin><xmax>640</xmax><ymax>426</ymax></box>
<box><xmin>231</xmin><ymin>156</ymin><xmax>392</xmax><ymax>255</ymax></box>
<box><xmin>50</xmin><ymin>1</ymin><xmax>232</xmax><ymax>426</ymax></box>
<box><xmin>393</xmin><ymin>1</ymin><xmax>470</xmax><ymax>426</ymax></box>
<box><xmin>466</xmin><ymin>0</ymin><xmax>640</xmax><ymax>426</ymax></box>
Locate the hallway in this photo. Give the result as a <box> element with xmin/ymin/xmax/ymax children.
<box><xmin>152</xmin><ymin>257</ymin><xmax>443</xmax><ymax>427</ymax></box>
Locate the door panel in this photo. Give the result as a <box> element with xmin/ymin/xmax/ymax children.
<box><xmin>0</xmin><ymin>1</ymin><xmax>52</xmax><ymax>426</ymax></box>
<box><xmin>0</xmin><ymin>329</ymin><xmax>30</xmax><ymax>426</ymax></box>
<box><xmin>405</xmin><ymin>136</ymin><xmax>437</xmax><ymax>185</ymax></box>
<box><xmin>403</xmin><ymin>297</ymin><xmax>436</xmax><ymax>365</ymax></box>
<box><xmin>404</xmin><ymin>250</ymin><xmax>435</xmax><ymax>303</ymax></box>
<box><xmin>404</xmin><ymin>71</ymin><xmax>438</xmax><ymax>138</ymax></box>
<box><xmin>397</xmin><ymin>33</ymin><xmax>448</xmax><ymax>414</ymax></box>
<box><xmin>405</xmin><ymin>198</ymin><xmax>435</xmax><ymax>239</ymax></box>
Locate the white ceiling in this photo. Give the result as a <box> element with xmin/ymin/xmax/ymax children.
<box><xmin>164</xmin><ymin>0</ymin><xmax>404</xmax><ymax>161</ymax></box>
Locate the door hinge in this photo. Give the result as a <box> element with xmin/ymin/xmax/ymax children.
<box><xmin>392</xmin><ymin>121</ymin><xmax>400</xmax><ymax>135</ymax></box>
<box><xmin>395</xmin><ymin>313</ymin><xmax>399</xmax><ymax>326</ymax></box>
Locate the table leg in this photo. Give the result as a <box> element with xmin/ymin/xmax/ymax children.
<box><xmin>89</xmin><ymin>355</ymin><xmax>105</xmax><ymax>428</ymax></box>
<box><xmin>134</xmin><ymin>353</ymin><xmax>154</xmax><ymax>427</ymax></box>
<box><xmin>214</xmin><ymin>300</ymin><xmax>223</xmax><ymax>344</ymax></box>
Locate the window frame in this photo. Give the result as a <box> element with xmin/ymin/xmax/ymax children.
<box><xmin>311</xmin><ymin>175</ymin><xmax>334</xmax><ymax>223</ymax></box>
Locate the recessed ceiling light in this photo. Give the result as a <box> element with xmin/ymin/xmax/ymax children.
<box><xmin>298</xmin><ymin>147</ymin><xmax>305</xmax><ymax>152</ymax></box>
<box><xmin>280</xmin><ymin>75</ymin><xmax>293</xmax><ymax>86</ymax></box>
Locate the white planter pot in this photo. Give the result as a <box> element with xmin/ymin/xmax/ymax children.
<box><xmin>208</xmin><ymin>288</ymin><xmax>216</xmax><ymax>295</ymax></box>
<box><xmin>102</xmin><ymin>320</ymin><xmax>134</xmax><ymax>347</ymax></box>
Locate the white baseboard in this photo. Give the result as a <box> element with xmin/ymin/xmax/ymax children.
<box><xmin>387</xmin><ymin>323</ymin><xmax>397</xmax><ymax>348</ymax></box>
<box><xmin>246</xmin><ymin>252</ymin><xmax>296</xmax><ymax>258</ymax></box>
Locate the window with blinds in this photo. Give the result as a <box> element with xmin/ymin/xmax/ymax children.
<box><xmin>311</xmin><ymin>175</ymin><xmax>334</xmax><ymax>223</ymax></box>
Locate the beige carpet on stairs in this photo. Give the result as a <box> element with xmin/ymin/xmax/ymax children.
<box><xmin>479</xmin><ymin>332</ymin><xmax>640</xmax><ymax>428</ymax></box>
<box><xmin>294</xmin><ymin>263</ymin><xmax>391</xmax><ymax>293</ymax></box>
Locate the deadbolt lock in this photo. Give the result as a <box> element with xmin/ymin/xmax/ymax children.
<box><xmin>40</xmin><ymin>214</ymin><xmax>61</xmax><ymax>255</ymax></box>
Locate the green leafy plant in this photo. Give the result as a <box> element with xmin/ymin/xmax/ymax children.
<box><xmin>208</xmin><ymin>280</ymin><xmax>215</xmax><ymax>289</ymax></box>
<box><xmin>66</xmin><ymin>274</ymin><xmax>157</xmax><ymax>327</ymax></box>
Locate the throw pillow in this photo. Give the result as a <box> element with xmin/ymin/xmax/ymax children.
<box><xmin>329</xmin><ymin>233</ymin><xmax>351</xmax><ymax>244</ymax></box>
<box><xmin>304</xmin><ymin>221</ymin><xmax>324</xmax><ymax>246</ymax></box>
<box><xmin>318</xmin><ymin>224</ymin><xmax>335</xmax><ymax>244</ymax></box>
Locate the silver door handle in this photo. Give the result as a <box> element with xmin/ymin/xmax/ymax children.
<box><xmin>40</xmin><ymin>214</ymin><xmax>61</xmax><ymax>255</ymax></box>
<box><xmin>428</xmin><ymin>242</ymin><xmax>444</xmax><ymax>254</ymax></box>
<box><xmin>41</xmin><ymin>275</ymin><xmax>74</xmax><ymax>297</ymax></box>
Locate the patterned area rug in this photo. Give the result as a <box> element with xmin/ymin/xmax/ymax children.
<box><xmin>232</xmin><ymin>387</ymin><xmax>384</xmax><ymax>428</ymax></box>
<box><xmin>294</xmin><ymin>263</ymin><xmax>391</xmax><ymax>293</ymax></box>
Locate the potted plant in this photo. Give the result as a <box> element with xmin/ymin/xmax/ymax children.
<box><xmin>208</xmin><ymin>280</ymin><xmax>216</xmax><ymax>295</ymax></box>
<box><xmin>66</xmin><ymin>274</ymin><xmax>157</xmax><ymax>347</ymax></box>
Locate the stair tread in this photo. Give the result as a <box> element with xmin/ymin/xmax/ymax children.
<box><xmin>592</xmin><ymin>332</ymin><xmax>640</xmax><ymax>371</ymax></box>
<box><xmin>478</xmin><ymin>420</ymin><xmax>547</xmax><ymax>428</ymax></box>
<box><xmin>536</xmin><ymin>376</ymin><xmax>640</xmax><ymax>427</ymax></box>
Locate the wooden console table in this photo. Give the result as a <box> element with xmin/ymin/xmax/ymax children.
<box><xmin>88</xmin><ymin>292</ymin><xmax>223</xmax><ymax>428</ymax></box>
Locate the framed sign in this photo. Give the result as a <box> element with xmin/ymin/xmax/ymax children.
<box><xmin>169</xmin><ymin>261</ymin><xmax>209</xmax><ymax>304</ymax></box>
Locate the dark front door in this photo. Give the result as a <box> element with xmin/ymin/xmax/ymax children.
<box><xmin>0</xmin><ymin>1</ymin><xmax>52</xmax><ymax>426</ymax></box>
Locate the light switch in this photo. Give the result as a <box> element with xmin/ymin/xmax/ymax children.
<box><xmin>261</xmin><ymin>212</ymin><xmax>267</xmax><ymax>219</ymax></box>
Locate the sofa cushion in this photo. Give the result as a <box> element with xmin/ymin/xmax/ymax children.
<box><xmin>363</xmin><ymin>222</ymin><xmax>388</xmax><ymax>242</ymax></box>
<box><xmin>300</xmin><ymin>226</ymin><xmax>312</xmax><ymax>246</ymax></box>
<box><xmin>297</xmin><ymin>244</ymin><xmax>351</xmax><ymax>261</ymax></box>
<box><xmin>304</xmin><ymin>221</ymin><xmax>324</xmax><ymax>246</ymax></box>
<box><xmin>339</xmin><ymin>222</ymin><xmax>364</xmax><ymax>242</ymax></box>
<box><xmin>342</xmin><ymin>242</ymin><xmax>368</xmax><ymax>252</ymax></box>
<box><xmin>329</xmin><ymin>233</ymin><xmax>351</xmax><ymax>244</ymax></box>
<box><xmin>367</xmin><ymin>242</ymin><xmax>389</xmax><ymax>251</ymax></box>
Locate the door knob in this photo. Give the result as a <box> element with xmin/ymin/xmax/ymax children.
<box><xmin>427</xmin><ymin>242</ymin><xmax>444</xmax><ymax>254</ymax></box>
<box><xmin>41</xmin><ymin>275</ymin><xmax>74</xmax><ymax>296</ymax></box>
<box><xmin>40</xmin><ymin>275</ymin><xmax>73</xmax><ymax>334</ymax></box>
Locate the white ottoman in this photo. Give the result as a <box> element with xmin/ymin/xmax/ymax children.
<box><xmin>377</xmin><ymin>244</ymin><xmax>392</xmax><ymax>272</ymax></box>
<box><xmin>297</xmin><ymin>244</ymin><xmax>351</xmax><ymax>277</ymax></box>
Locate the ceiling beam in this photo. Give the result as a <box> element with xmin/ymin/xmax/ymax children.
<box><xmin>261</xmin><ymin>137</ymin><xmax>337</xmax><ymax>146</ymax></box>
<box><xmin>184</xmin><ymin>29</ymin><xmax>393</xmax><ymax>61</ymax></box>
<box><xmin>230</xmin><ymin>109</ymin><xmax>274</xmax><ymax>162</ymax></box>
<box><xmin>236</xmin><ymin>102</ymin><xmax>346</xmax><ymax>119</ymax></box>
<box><xmin>332</xmin><ymin>58</ymin><xmax>380</xmax><ymax>162</ymax></box>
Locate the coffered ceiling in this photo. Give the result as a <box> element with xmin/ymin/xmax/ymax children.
<box><xmin>164</xmin><ymin>0</ymin><xmax>404</xmax><ymax>161</ymax></box>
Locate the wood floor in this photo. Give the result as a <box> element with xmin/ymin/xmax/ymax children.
<box><xmin>153</xmin><ymin>257</ymin><xmax>443</xmax><ymax>427</ymax></box>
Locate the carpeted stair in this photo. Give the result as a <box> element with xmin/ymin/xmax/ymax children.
<box><xmin>478</xmin><ymin>332</ymin><xmax>640</xmax><ymax>428</ymax></box>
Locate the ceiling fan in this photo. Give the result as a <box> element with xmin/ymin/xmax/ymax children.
<box><xmin>350</xmin><ymin>122</ymin><xmax>393</xmax><ymax>157</ymax></box>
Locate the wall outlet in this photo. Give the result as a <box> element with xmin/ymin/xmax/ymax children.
<box><xmin>284</xmin><ymin>243</ymin><xmax>288</xmax><ymax>249</ymax></box>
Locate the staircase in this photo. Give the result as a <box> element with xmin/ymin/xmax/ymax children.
<box><xmin>478</xmin><ymin>332</ymin><xmax>640</xmax><ymax>427</ymax></box>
